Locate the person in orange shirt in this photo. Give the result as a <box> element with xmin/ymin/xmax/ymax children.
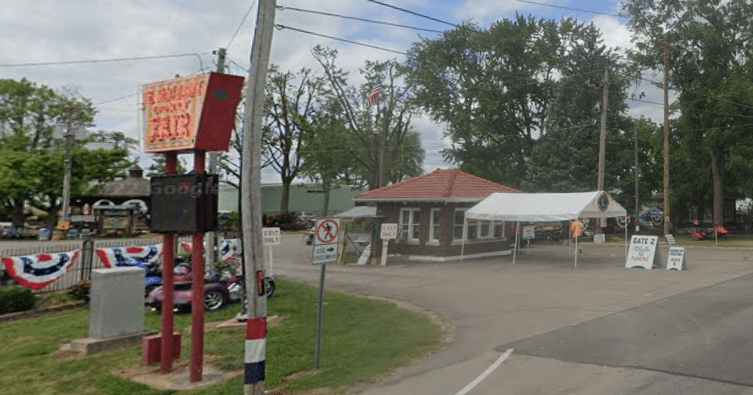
<box><xmin>571</xmin><ymin>218</ymin><xmax>584</xmax><ymax>253</ymax></box>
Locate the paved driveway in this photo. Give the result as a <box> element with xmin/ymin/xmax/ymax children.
<box><xmin>273</xmin><ymin>234</ymin><xmax>753</xmax><ymax>395</ymax></box>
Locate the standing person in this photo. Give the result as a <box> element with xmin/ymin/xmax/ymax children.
<box><xmin>571</xmin><ymin>218</ymin><xmax>584</xmax><ymax>253</ymax></box>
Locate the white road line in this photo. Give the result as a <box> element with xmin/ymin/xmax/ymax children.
<box><xmin>454</xmin><ymin>348</ymin><xmax>514</xmax><ymax>395</ymax></box>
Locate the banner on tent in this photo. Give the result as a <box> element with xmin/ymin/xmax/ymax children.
<box><xmin>625</xmin><ymin>235</ymin><xmax>662</xmax><ymax>269</ymax></box>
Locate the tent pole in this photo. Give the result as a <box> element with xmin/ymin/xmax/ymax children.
<box><xmin>460</xmin><ymin>217</ymin><xmax>466</xmax><ymax>262</ymax></box>
<box><xmin>513</xmin><ymin>221</ymin><xmax>519</xmax><ymax>265</ymax></box>
<box><xmin>574</xmin><ymin>236</ymin><xmax>578</xmax><ymax>268</ymax></box>
<box><xmin>624</xmin><ymin>215</ymin><xmax>628</xmax><ymax>259</ymax></box>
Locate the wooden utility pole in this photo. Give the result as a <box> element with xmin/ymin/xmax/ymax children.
<box><xmin>240</xmin><ymin>1</ymin><xmax>276</xmax><ymax>394</ymax></box>
<box><xmin>634</xmin><ymin>126</ymin><xmax>640</xmax><ymax>232</ymax></box>
<box><xmin>597</xmin><ymin>63</ymin><xmax>609</xmax><ymax>193</ymax></box>
<box><xmin>205</xmin><ymin>47</ymin><xmax>227</xmax><ymax>274</ymax></box>
<box><xmin>655</xmin><ymin>40</ymin><xmax>679</xmax><ymax>235</ymax></box>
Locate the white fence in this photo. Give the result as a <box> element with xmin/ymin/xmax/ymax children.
<box><xmin>0</xmin><ymin>236</ymin><xmax>194</xmax><ymax>293</ymax></box>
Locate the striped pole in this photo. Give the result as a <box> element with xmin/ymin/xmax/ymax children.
<box><xmin>245</xmin><ymin>317</ymin><xmax>267</xmax><ymax>388</ymax></box>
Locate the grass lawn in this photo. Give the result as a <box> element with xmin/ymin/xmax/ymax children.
<box><xmin>0</xmin><ymin>279</ymin><xmax>442</xmax><ymax>395</ymax></box>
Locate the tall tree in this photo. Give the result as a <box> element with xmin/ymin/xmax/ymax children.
<box><xmin>0</xmin><ymin>79</ymin><xmax>130</xmax><ymax>226</ymax></box>
<box><xmin>262</xmin><ymin>66</ymin><xmax>320</xmax><ymax>213</ymax></box>
<box><xmin>312</xmin><ymin>46</ymin><xmax>424</xmax><ymax>190</ymax></box>
<box><xmin>622</xmin><ymin>0</ymin><xmax>753</xmax><ymax>227</ymax></box>
<box><xmin>404</xmin><ymin>16</ymin><xmax>574</xmax><ymax>187</ymax></box>
<box><xmin>526</xmin><ymin>23</ymin><xmax>634</xmax><ymax>195</ymax></box>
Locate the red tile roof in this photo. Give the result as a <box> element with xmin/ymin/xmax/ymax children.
<box><xmin>355</xmin><ymin>169</ymin><xmax>521</xmax><ymax>201</ymax></box>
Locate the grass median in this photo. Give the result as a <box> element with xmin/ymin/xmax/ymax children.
<box><xmin>0</xmin><ymin>279</ymin><xmax>442</xmax><ymax>395</ymax></box>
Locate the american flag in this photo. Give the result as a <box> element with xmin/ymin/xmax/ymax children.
<box><xmin>367</xmin><ymin>81</ymin><xmax>382</xmax><ymax>107</ymax></box>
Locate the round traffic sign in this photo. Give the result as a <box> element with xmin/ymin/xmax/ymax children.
<box><xmin>315</xmin><ymin>219</ymin><xmax>340</xmax><ymax>245</ymax></box>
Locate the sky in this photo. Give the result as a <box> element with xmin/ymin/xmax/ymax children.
<box><xmin>0</xmin><ymin>0</ymin><xmax>668</xmax><ymax>183</ymax></box>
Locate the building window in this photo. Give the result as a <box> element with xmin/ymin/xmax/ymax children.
<box><xmin>400</xmin><ymin>208</ymin><xmax>421</xmax><ymax>242</ymax></box>
<box><xmin>430</xmin><ymin>208</ymin><xmax>441</xmax><ymax>242</ymax></box>
<box><xmin>467</xmin><ymin>220</ymin><xmax>478</xmax><ymax>240</ymax></box>
<box><xmin>453</xmin><ymin>209</ymin><xmax>465</xmax><ymax>240</ymax></box>
<box><xmin>480</xmin><ymin>220</ymin><xmax>491</xmax><ymax>238</ymax></box>
<box><xmin>493</xmin><ymin>221</ymin><xmax>505</xmax><ymax>238</ymax></box>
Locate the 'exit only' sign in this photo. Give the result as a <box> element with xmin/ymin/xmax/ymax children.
<box><xmin>262</xmin><ymin>227</ymin><xmax>281</xmax><ymax>246</ymax></box>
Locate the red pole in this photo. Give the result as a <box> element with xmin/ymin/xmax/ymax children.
<box><xmin>190</xmin><ymin>150</ymin><xmax>206</xmax><ymax>383</ymax></box>
<box><xmin>160</xmin><ymin>152</ymin><xmax>177</xmax><ymax>374</ymax></box>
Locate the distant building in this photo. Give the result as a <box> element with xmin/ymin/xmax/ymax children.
<box><xmin>218</xmin><ymin>183</ymin><xmax>366</xmax><ymax>215</ymax></box>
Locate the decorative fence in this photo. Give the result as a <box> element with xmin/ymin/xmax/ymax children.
<box><xmin>0</xmin><ymin>236</ymin><xmax>194</xmax><ymax>293</ymax></box>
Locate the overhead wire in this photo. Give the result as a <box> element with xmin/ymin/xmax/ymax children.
<box><xmin>274</xmin><ymin>24</ymin><xmax>406</xmax><ymax>55</ymax></box>
<box><xmin>227</xmin><ymin>0</ymin><xmax>257</xmax><ymax>50</ymax></box>
<box><xmin>0</xmin><ymin>53</ymin><xmax>210</xmax><ymax>68</ymax></box>
<box><xmin>277</xmin><ymin>5</ymin><xmax>444</xmax><ymax>34</ymax></box>
<box><xmin>513</xmin><ymin>0</ymin><xmax>622</xmax><ymax>18</ymax></box>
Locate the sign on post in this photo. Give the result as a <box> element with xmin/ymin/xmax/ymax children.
<box><xmin>262</xmin><ymin>227</ymin><xmax>281</xmax><ymax>246</ymax></box>
<box><xmin>312</xmin><ymin>218</ymin><xmax>340</xmax><ymax>265</ymax></box>
<box><xmin>626</xmin><ymin>235</ymin><xmax>662</xmax><ymax>269</ymax></box>
<box><xmin>380</xmin><ymin>223</ymin><xmax>398</xmax><ymax>266</ymax></box>
<box><xmin>380</xmin><ymin>223</ymin><xmax>398</xmax><ymax>240</ymax></box>
<box><xmin>667</xmin><ymin>247</ymin><xmax>687</xmax><ymax>270</ymax></box>
<box><xmin>522</xmin><ymin>226</ymin><xmax>535</xmax><ymax>240</ymax></box>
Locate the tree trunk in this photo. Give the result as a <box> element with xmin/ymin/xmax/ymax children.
<box><xmin>710</xmin><ymin>147</ymin><xmax>725</xmax><ymax>228</ymax></box>
<box><xmin>321</xmin><ymin>180</ymin><xmax>331</xmax><ymax>218</ymax></box>
<box><xmin>11</xmin><ymin>199</ymin><xmax>25</xmax><ymax>229</ymax></box>
<box><xmin>280</xmin><ymin>179</ymin><xmax>291</xmax><ymax>214</ymax></box>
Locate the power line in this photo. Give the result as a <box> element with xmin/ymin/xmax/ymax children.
<box><xmin>0</xmin><ymin>53</ymin><xmax>210</xmax><ymax>68</ymax></box>
<box><xmin>227</xmin><ymin>0</ymin><xmax>257</xmax><ymax>50</ymax></box>
<box><xmin>513</xmin><ymin>0</ymin><xmax>622</xmax><ymax>18</ymax></box>
<box><xmin>277</xmin><ymin>5</ymin><xmax>444</xmax><ymax>34</ymax></box>
<box><xmin>274</xmin><ymin>24</ymin><xmax>406</xmax><ymax>55</ymax></box>
<box><xmin>365</xmin><ymin>0</ymin><xmax>460</xmax><ymax>29</ymax></box>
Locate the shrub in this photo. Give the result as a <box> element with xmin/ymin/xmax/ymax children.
<box><xmin>67</xmin><ymin>280</ymin><xmax>91</xmax><ymax>302</ymax></box>
<box><xmin>0</xmin><ymin>286</ymin><xmax>37</xmax><ymax>315</ymax></box>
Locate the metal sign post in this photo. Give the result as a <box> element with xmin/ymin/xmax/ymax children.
<box><xmin>312</xmin><ymin>218</ymin><xmax>340</xmax><ymax>369</ymax></box>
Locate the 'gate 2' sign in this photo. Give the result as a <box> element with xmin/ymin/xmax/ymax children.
<box><xmin>626</xmin><ymin>235</ymin><xmax>662</xmax><ymax>269</ymax></box>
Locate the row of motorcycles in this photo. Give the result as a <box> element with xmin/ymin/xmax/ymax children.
<box><xmin>118</xmin><ymin>256</ymin><xmax>275</xmax><ymax>313</ymax></box>
<box><xmin>691</xmin><ymin>225</ymin><xmax>730</xmax><ymax>241</ymax></box>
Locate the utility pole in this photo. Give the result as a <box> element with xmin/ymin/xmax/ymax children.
<box><xmin>655</xmin><ymin>40</ymin><xmax>679</xmax><ymax>235</ymax></box>
<box><xmin>634</xmin><ymin>126</ymin><xmax>640</xmax><ymax>232</ymax></box>
<box><xmin>205</xmin><ymin>47</ymin><xmax>227</xmax><ymax>274</ymax></box>
<box><xmin>597</xmin><ymin>62</ymin><xmax>609</xmax><ymax>193</ymax></box>
<box><xmin>240</xmin><ymin>1</ymin><xmax>276</xmax><ymax>394</ymax></box>
<box><xmin>61</xmin><ymin>107</ymin><xmax>75</xmax><ymax>225</ymax></box>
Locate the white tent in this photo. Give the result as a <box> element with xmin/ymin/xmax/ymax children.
<box><xmin>464</xmin><ymin>191</ymin><xmax>629</xmax><ymax>266</ymax></box>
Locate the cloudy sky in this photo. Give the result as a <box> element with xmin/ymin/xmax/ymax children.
<box><xmin>1</xmin><ymin>0</ymin><xmax>667</xmax><ymax>183</ymax></box>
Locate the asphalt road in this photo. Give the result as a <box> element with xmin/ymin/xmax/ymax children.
<box><xmin>272</xmin><ymin>234</ymin><xmax>753</xmax><ymax>395</ymax></box>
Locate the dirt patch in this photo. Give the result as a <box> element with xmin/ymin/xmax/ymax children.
<box><xmin>114</xmin><ymin>357</ymin><xmax>243</xmax><ymax>391</ymax></box>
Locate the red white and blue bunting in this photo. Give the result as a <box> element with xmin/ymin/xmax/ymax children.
<box><xmin>244</xmin><ymin>317</ymin><xmax>267</xmax><ymax>385</ymax></box>
<box><xmin>95</xmin><ymin>244</ymin><xmax>163</xmax><ymax>269</ymax></box>
<box><xmin>180</xmin><ymin>240</ymin><xmax>237</xmax><ymax>262</ymax></box>
<box><xmin>2</xmin><ymin>250</ymin><xmax>81</xmax><ymax>291</ymax></box>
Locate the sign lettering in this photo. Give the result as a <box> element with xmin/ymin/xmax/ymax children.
<box><xmin>626</xmin><ymin>235</ymin><xmax>662</xmax><ymax>269</ymax></box>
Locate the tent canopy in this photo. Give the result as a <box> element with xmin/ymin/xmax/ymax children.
<box><xmin>333</xmin><ymin>206</ymin><xmax>377</xmax><ymax>219</ymax></box>
<box><xmin>465</xmin><ymin>191</ymin><xmax>627</xmax><ymax>222</ymax></box>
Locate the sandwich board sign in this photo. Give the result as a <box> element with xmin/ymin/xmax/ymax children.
<box><xmin>667</xmin><ymin>247</ymin><xmax>687</xmax><ymax>270</ymax></box>
<box><xmin>625</xmin><ymin>235</ymin><xmax>662</xmax><ymax>269</ymax></box>
<box><xmin>665</xmin><ymin>234</ymin><xmax>676</xmax><ymax>245</ymax></box>
<box><xmin>522</xmin><ymin>225</ymin><xmax>535</xmax><ymax>240</ymax></box>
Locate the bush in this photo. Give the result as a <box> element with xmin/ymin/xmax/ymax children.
<box><xmin>67</xmin><ymin>280</ymin><xmax>91</xmax><ymax>302</ymax></box>
<box><xmin>0</xmin><ymin>286</ymin><xmax>37</xmax><ymax>315</ymax></box>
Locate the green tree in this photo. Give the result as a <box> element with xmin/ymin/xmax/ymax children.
<box><xmin>526</xmin><ymin>23</ymin><xmax>634</xmax><ymax>196</ymax></box>
<box><xmin>0</xmin><ymin>79</ymin><xmax>130</xmax><ymax>226</ymax></box>
<box><xmin>622</xmin><ymin>0</ymin><xmax>753</xmax><ymax>227</ymax></box>
<box><xmin>313</xmin><ymin>46</ymin><xmax>424</xmax><ymax>190</ymax></box>
<box><xmin>262</xmin><ymin>66</ymin><xmax>321</xmax><ymax>213</ymax></box>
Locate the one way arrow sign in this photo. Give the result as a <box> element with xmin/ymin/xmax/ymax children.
<box><xmin>312</xmin><ymin>243</ymin><xmax>338</xmax><ymax>265</ymax></box>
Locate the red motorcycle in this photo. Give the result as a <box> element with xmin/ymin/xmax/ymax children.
<box><xmin>692</xmin><ymin>226</ymin><xmax>730</xmax><ymax>241</ymax></box>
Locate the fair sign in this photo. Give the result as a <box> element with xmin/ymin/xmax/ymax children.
<box><xmin>262</xmin><ymin>227</ymin><xmax>281</xmax><ymax>246</ymax></box>
<box><xmin>625</xmin><ymin>235</ymin><xmax>662</xmax><ymax>269</ymax></box>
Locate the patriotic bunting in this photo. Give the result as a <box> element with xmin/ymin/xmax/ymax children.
<box><xmin>244</xmin><ymin>317</ymin><xmax>267</xmax><ymax>384</ymax></box>
<box><xmin>180</xmin><ymin>239</ymin><xmax>238</xmax><ymax>262</ymax></box>
<box><xmin>96</xmin><ymin>244</ymin><xmax>163</xmax><ymax>269</ymax></box>
<box><xmin>2</xmin><ymin>250</ymin><xmax>81</xmax><ymax>291</ymax></box>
